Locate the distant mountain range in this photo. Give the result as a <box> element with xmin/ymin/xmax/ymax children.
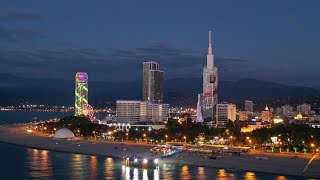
<box><xmin>0</xmin><ymin>73</ymin><xmax>318</xmax><ymax>107</ymax></box>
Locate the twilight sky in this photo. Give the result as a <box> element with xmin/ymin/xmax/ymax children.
<box><xmin>0</xmin><ymin>0</ymin><xmax>319</xmax><ymax>88</ymax></box>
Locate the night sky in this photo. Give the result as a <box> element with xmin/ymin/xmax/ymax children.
<box><xmin>0</xmin><ymin>1</ymin><xmax>319</xmax><ymax>88</ymax></box>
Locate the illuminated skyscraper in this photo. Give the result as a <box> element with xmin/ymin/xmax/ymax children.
<box><xmin>75</xmin><ymin>72</ymin><xmax>88</xmax><ymax>116</ymax></box>
<box><xmin>245</xmin><ymin>100</ymin><xmax>253</xmax><ymax>113</ymax></box>
<box><xmin>142</xmin><ymin>61</ymin><xmax>163</xmax><ymax>102</ymax></box>
<box><xmin>202</xmin><ymin>31</ymin><xmax>218</xmax><ymax>119</ymax></box>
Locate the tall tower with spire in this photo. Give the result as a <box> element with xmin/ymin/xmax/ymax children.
<box><xmin>202</xmin><ymin>31</ymin><xmax>218</xmax><ymax>120</ymax></box>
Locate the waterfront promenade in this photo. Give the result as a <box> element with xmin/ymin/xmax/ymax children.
<box><xmin>0</xmin><ymin>124</ymin><xmax>319</xmax><ymax>179</ymax></box>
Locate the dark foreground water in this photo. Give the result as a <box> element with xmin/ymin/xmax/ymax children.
<box><xmin>0</xmin><ymin>143</ymin><xmax>309</xmax><ymax>180</ymax></box>
<box><xmin>0</xmin><ymin>111</ymin><xmax>311</xmax><ymax>180</ymax></box>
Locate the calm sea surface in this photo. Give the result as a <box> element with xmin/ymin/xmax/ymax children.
<box><xmin>0</xmin><ymin>111</ymin><xmax>310</xmax><ymax>180</ymax></box>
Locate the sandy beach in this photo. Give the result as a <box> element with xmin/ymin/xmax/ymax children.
<box><xmin>0</xmin><ymin>124</ymin><xmax>319</xmax><ymax>179</ymax></box>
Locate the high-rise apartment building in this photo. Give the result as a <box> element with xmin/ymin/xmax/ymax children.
<box><xmin>297</xmin><ymin>103</ymin><xmax>311</xmax><ymax>115</ymax></box>
<box><xmin>281</xmin><ymin>105</ymin><xmax>294</xmax><ymax>116</ymax></box>
<box><xmin>245</xmin><ymin>100</ymin><xmax>253</xmax><ymax>113</ymax></box>
<box><xmin>142</xmin><ymin>61</ymin><xmax>163</xmax><ymax>102</ymax></box>
<box><xmin>116</xmin><ymin>100</ymin><xmax>169</xmax><ymax>123</ymax></box>
<box><xmin>216</xmin><ymin>103</ymin><xmax>236</xmax><ymax>126</ymax></box>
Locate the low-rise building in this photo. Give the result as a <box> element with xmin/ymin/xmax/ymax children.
<box><xmin>241</xmin><ymin>122</ymin><xmax>268</xmax><ymax>132</ymax></box>
<box><xmin>261</xmin><ymin>105</ymin><xmax>271</xmax><ymax>122</ymax></box>
<box><xmin>239</xmin><ymin>111</ymin><xmax>248</xmax><ymax>121</ymax></box>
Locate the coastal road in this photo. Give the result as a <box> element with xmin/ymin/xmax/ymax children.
<box><xmin>302</xmin><ymin>154</ymin><xmax>319</xmax><ymax>173</ymax></box>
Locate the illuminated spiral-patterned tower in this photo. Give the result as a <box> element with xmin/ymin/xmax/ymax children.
<box><xmin>75</xmin><ymin>72</ymin><xmax>88</xmax><ymax>116</ymax></box>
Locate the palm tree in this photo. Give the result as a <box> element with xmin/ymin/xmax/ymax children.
<box><xmin>271</xmin><ymin>146</ymin><xmax>274</xmax><ymax>152</ymax></box>
<box><xmin>303</xmin><ymin>148</ymin><xmax>307</xmax><ymax>154</ymax></box>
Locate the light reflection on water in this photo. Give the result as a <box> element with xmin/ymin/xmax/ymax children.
<box><xmin>180</xmin><ymin>165</ymin><xmax>191</xmax><ymax>179</ymax></box>
<box><xmin>217</xmin><ymin>169</ymin><xmax>229</xmax><ymax>180</ymax></box>
<box><xmin>0</xmin><ymin>143</ymin><xmax>309</xmax><ymax>180</ymax></box>
<box><xmin>105</xmin><ymin>157</ymin><xmax>114</xmax><ymax>179</ymax></box>
<box><xmin>26</xmin><ymin>149</ymin><xmax>53</xmax><ymax>180</ymax></box>
<box><xmin>277</xmin><ymin>175</ymin><xmax>288</xmax><ymax>180</ymax></box>
<box><xmin>133</xmin><ymin>167</ymin><xmax>139</xmax><ymax>180</ymax></box>
<box><xmin>142</xmin><ymin>169</ymin><xmax>148</xmax><ymax>180</ymax></box>
<box><xmin>245</xmin><ymin>172</ymin><xmax>257</xmax><ymax>180</ymax></box>
<box><xmin>154</xmin><ymin>168</ymin><xmax>160</xmax><ymax>180</ymax></box>
<box><xmin>90</xmin><ymin>156</ymin><xmax>98</xmax><ymax>180</ymax></box>
<box><xmin>70</xmin><ymin>153</ymin><xmax>86</xmax><ymax>178</ymax></box>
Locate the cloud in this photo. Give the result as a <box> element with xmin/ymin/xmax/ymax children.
<box><xmin>0</xmin><ymin>9</ymin><xmax>41</xmax><ymax>21</ymax></box>
<box><xmin>0</xmin><ymin>26</ymin><xmax>46</xmax><ymax>41</ymax></box>
<box><xmin>2</xmin><ymin>41</ymin><xmax>318</xmax><ymax>88</ymax></box>
<box><xmin>0</xmin><ymin>9</ymin><xmax>44</xmax><ymax>41</ymax></box>
<box><xmin>0</xmin><ymin>42</ymin><xmax>254</xmax><ymax>82</ymax></box>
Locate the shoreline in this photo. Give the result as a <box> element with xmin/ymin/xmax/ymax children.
<box><xmin>0</xmin><ymin>125</ymin><xmax>319</xmax><ymax>179</ymax></box>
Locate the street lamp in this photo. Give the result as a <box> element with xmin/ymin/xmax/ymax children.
<box><xmin>143</xmin><ymin>133</ymin><xmax>146</xmax><ymax>142</ymax></box>
<box><xmin>311</xmin><ymin>143</ymin><xmax>315</xmax><ymax>154</ymax></box>
<box><xmin>165</xmin><ymin>135</ymin><xmax>168</xmax><ymax>142</ymax></box>
<box><xmin>229</xmin><ymin>136</ymin><xmax>233</xmax><ymax>144</ymax></box>
<box><xmin>126</xmin><ymin>132</ymin><xmax>129</xmax><ymax>140</ymax></box>
<box><xmin>183</xmin><ymin>136</ymin><xmax>187</xmax><ymax>143</ymax></box>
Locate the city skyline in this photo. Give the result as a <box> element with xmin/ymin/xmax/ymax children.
<box><xmin>0</xmin><ymin>1</ymin><xmax>320</xmax><ymax>89</ymax></box>
<box><xmin>0</xmin><ymin>2</ymin><xmax>319</xmax><ymax>179</ymax></box>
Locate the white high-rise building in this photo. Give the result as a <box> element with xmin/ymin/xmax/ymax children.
<box><xmin>216</xmin><ymin>103</ymin><xmax>236</xmax><ymax>126</ymax></box>
<box><xmin>202</xmin><ymin>31</ymin><xmax>218</xmax><ymax>119</ymax></box>
<box><xmin>116</xmin><ymin>100</ymin><xmax>169</xmax><ymax>123</ymax></box>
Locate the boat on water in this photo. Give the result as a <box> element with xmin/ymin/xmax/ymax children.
<box><xmin>123</xmin><ymin>155</ymin><xmax>159</xmax><ymax>168</ymax></box>
<box><xmin>162</xmin><ymin>148</ymin><xmax>182</xmax><ymax>157</ymax></box>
